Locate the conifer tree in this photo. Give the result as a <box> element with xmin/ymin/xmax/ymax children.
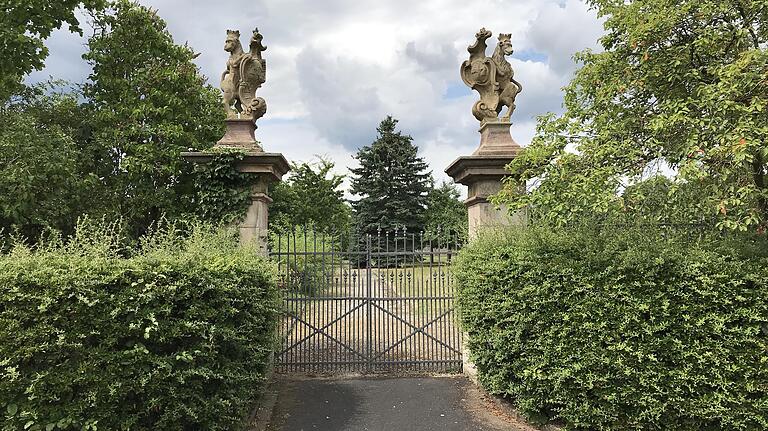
<box><xmin>350</xmin><ymin>116</ymin><xmax>431</xmax><ymax>238</ymax></box>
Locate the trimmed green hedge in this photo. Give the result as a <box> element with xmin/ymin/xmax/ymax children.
<box><xmin>0</xmin><ymin>225</ymin><xmax>279</xmax><ymax>430</ymax></box>
<box><xmin>454</xmin><ymin>226</ymin><xmax>768</xmax><ymax>430</ymax></box>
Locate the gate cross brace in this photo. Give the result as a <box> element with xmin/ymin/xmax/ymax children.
<box><xmin>279</xmin><ymin>301</ymin><xmax>367</xmax><ymax>359</ymax></box>
<box><xmin>370</xmin><ymin>303</ymin><xmax>462</xmax><ymax>360</ymax></box>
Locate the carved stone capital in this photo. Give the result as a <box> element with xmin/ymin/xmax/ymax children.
<box><xmin>474</xmin><ymin>120</ymin><xmax>521</xmax><ymax>156</ymax></box>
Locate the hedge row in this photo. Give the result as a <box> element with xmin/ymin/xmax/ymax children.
<box><xmin>0</xmin><ymin>225</ymin><xmax>279</xmax><ymax>430</ymax></box>
<box><xmin>454</xmin><ymin>226</ymin><xmax>768</xmax><ymax>430</ymax></box>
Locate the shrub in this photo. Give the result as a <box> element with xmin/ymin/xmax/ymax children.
<box><xmin>454</xmin><ymin>225</ymin><xmax>768</xmax><ymax>430</ymax></box>
<box><xmin>0</xmin><ymin>222</ymin><xmax>279</xmax><ymax>430</ymax></box>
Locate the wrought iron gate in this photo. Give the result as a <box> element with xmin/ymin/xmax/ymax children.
<box><xmin>270</xmin><ymin>227</ymin><xmax>463</xmax><ymax>374</ymax></box>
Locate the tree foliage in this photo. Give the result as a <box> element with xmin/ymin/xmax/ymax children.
<box><xmin>350</xmin><ymin>116</ymin><xmax>431</xmax><ymax>235</ymax></box>
<box><xmin>500</xmin><ymin>0</ymin><xmax>768</xmax><ymax>232</ymax></box>
<box><xmin>0</xmin><ymin>0</ymin><xmax>106</xmax><ymax>99</ymax></box>
<box><xmin>424</xmin><ymin>180</ymin><xmax>467</xmax><ymax>243</ymax></box>
<box><xmin>270</xmin><ymin>158</ymin><xmax>351</xmax><ymax>233</ymax></box>
<box><xmin>0</xmin><ymin>2</ymin><xmax>227</xmax><ymax>243</ymax></box>
<box><xmin>0</xmin><ymin>83</ymin><xmax>101</xmax><ymax>241</ymax></box>
<box><xmin>83</xmin><ymin>0</ymin><xmax>224</xmax><ymax>238</ymax></box>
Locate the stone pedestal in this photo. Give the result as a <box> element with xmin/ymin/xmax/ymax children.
<box><xmin>474</xmin><ymin>120</ymin><xmax>520</xmax><ymax>156</ymax></box>
<box><xmin>181</xmin><ymin>151</ymin><xmax>289</xmax><ymax>254</ymax></box>
<box><xmin>445</xmin><ymin>120</ymin><xmax>524</xmax><ymax>239</ymax></box>
<box><xmin>216</xmin><ymin>118</ymin><xmax>264</xmax><ymax>152</ymax></box>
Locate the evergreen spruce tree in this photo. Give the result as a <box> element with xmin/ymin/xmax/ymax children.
<box><xmin>350</xmin><ymin>116</ymin><xmax>431</xmax><ymax>241</ymax></box>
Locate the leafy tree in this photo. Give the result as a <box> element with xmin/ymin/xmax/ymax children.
<box><xmin>620</xmin><ymin>175</ymin><xmax>714</xmax><ymax>225</ymax></box>
<box><xmin>270</xmin><ymin>158</ymin><xmax>351</xmax><ymax>234</ymax></box>
<box><xmin>350</xmin><ymin>116</ymin><xmax>431</xmax><ymax>236</ymax></box>
<box><xmin>0</xmin><ymin>83</ymin><xmax>99</xmax><ymax>241</ymax></box>
<box><xmin>424</xmin><ymin>180</ymin><xmax>467</xmax><ymax>245</ymax></box>
<box><xmin>499</xmin><ymin>0</ymin><xmax>768</xmax><ymax>232</ymax></box>
<box><xmin>83</xmin><ymin>0</ymin><xmax>224</xmax><ymax>238</ymax></box>
<box><xmin>0</xmin><ymin>0</ymin><xmax>106</xmax><ymax>99</ymax></box>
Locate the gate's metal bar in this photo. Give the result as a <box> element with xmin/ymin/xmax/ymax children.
<box><xmin>370</xmin><ymin>305</ymin><xmax>462</xmax><ymax>358</ymax></box>
<box><xmin>366</xmin><ymin>233</ymin><xmax>372</xmax><ymax>373</ymax></box>
<box><xmin>320</xmin><ymin>229</ymin><xmax>327</xmax><ymax>371</ymax></box>
<box><xmin>382</xmin><ymin>228</ymin><xmax>390</xmax><ymax>370</ymax></box>
<box><xmin>409</xmin><ymin>230</ymin><xmax>418</xmax><ymax>371</ymax></box>
<box><xmin>306</xmin><ymin>227</ymin><xmax>315</xmax><ymax>373</ymax></box>
<box><xmin>354</xmin><ymin>236</ymin><xmax>360</xmax><ymax>373</ymax></box>
<box><xmin>382</xmin><ymin>229</ymin><xmax>390</xmax><ymax>370</ymax></box>
<box><xmin>437</xmin><ymin>230</ymin><xmax>445</xmax><ymax>371</ymax></box>
<box><xmin>350</xmin><ymin>234</ymin><xmax>357</xmax><ymax>374</ymax></box>
<box><xmin>282</xmin><ymin>312</ymin><xmax>367</xmax><ymax>360</ymax></box>
<box><xmin>274</xmin><ymin>225</ymin><xmax>463</xmax><ymax>374</ymax></box>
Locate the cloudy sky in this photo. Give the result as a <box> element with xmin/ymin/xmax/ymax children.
<box><xmin>28</xmin><ymin>0</ymin><xmax>604</xmax><ymax>188</ymax></box>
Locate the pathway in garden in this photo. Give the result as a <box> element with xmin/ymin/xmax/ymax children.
<box><xmin>265</xmin><ymin>376</ymin><xmax>538</xmax><ymax>431</ymax></box>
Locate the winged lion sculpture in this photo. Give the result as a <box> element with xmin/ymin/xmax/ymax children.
<box><xmin>460</xmin><ymin>28</ymin><xmax>523</xmax><ymax>123</ymax></box>
<box><xmin>220</xmin><ymin>28</ymin><xmax>267</xmax><ymax>124</ymax></box>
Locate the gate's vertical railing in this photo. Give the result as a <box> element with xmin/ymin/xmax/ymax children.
<box><xmin>272</xmin><ymin>225</ymin><xmax>463</xmax><ymax>374</ymax></box>
<box><xmin>365</xmin><ymin>233</ymin><xmax>372</xmax><ymax>373</ymax></box>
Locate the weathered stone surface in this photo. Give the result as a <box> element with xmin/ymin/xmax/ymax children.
<box><xmin>221</xmin><ymin>28</ymin><xmax>267</xmax><ymax>123</ymax></box>
<box><xmin>474</xmin><ymin>120</ymin><xmax>521</xmax><ymax>156</ymax></box>
<box><xmin>460</xmin><ymin>28</ymin><xmax>523</xmax><ymax>124</ymax></box>
<box><xmin>445</xmin><ymin>155</ymin><xmax>526</xmax><ymax>238</ymax></box>
<box><xmin>216</xmin><ymin>118</ymin><xmax>264</xmax><ymax>150</ymax></box>
<box><xmin>240</xmin><ymin>176</ymin><xmax>272</xmax><ymax>254</ymax></box>
<box><xmin>181</xmin><ymin>151</ymin><xmax>289</xmax><ymax>183</ymax></box>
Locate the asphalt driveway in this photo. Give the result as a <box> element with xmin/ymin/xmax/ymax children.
<box><xmin>266</xmin><ymin>376</ymin><xmax>537</xmax><ymax>431</ymax></box>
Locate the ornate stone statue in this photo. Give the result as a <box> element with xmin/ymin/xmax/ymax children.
<box><xmin>460</xmin><ymin>28</ymin><xmax>523</xmax><ymax>123</ymax></box>
<box><xmin>445</xmin><ymin>29</ymin><xmax>526</xmax><ymax>240</ymax></box>
<box><xmin>220</xmin><ymin>28</ymin><xmax>267</xmax><ymax>123</ymax></box>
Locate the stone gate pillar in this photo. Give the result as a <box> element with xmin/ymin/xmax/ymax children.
<box><xmin>182</xmin><ymin>120</ymin><xmax>289</xmax><ymax>255</ymax></box>
<box><xmin>183</xmin><ymin>27</ymin><xmax>289</xmax><ymax>254</ymax></box>
<box><xmin>449</xmin><ymin>27</ymin><xmax>530</xmax><ymax>237</ymax></box>
<box><xmin>449</xmin><ymin>27</ymin><xmax>530</xmax><ymax>381</ymax></box>
<box><xmin>445</xmin><ymin>120</ymin><xmax>525</xmax><ymax>238</ymax></box>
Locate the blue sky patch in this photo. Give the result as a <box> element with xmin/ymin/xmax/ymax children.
<box><xmin>513</xmin><ymin>49</ymin><xmax>548</xmax><ymax>63</ymax></box>
<box><xmin>443</xmin><ymin>82</ymin><xmax>471</xmax><ymax>100</ymax></box>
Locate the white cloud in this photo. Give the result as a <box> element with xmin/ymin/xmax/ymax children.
<box><xmin>25</xmin><ymin>0</ymin><xmax>604</xmax><ymax>192</ymax></box>
<box><xmin>527</xmin><ymin>0</ymin><xmax>605</xmax><ymax>74</ymax></box>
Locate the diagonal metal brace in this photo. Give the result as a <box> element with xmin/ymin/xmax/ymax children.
<box><xmin>279</xmin><ymin>301</ymin><xmax>368</xmax><ymax>359</ymax></box>
<box><xmin>370</xmin><ymin>303</ymin><xmax>462</xmax><ymax>359</ymax></box>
